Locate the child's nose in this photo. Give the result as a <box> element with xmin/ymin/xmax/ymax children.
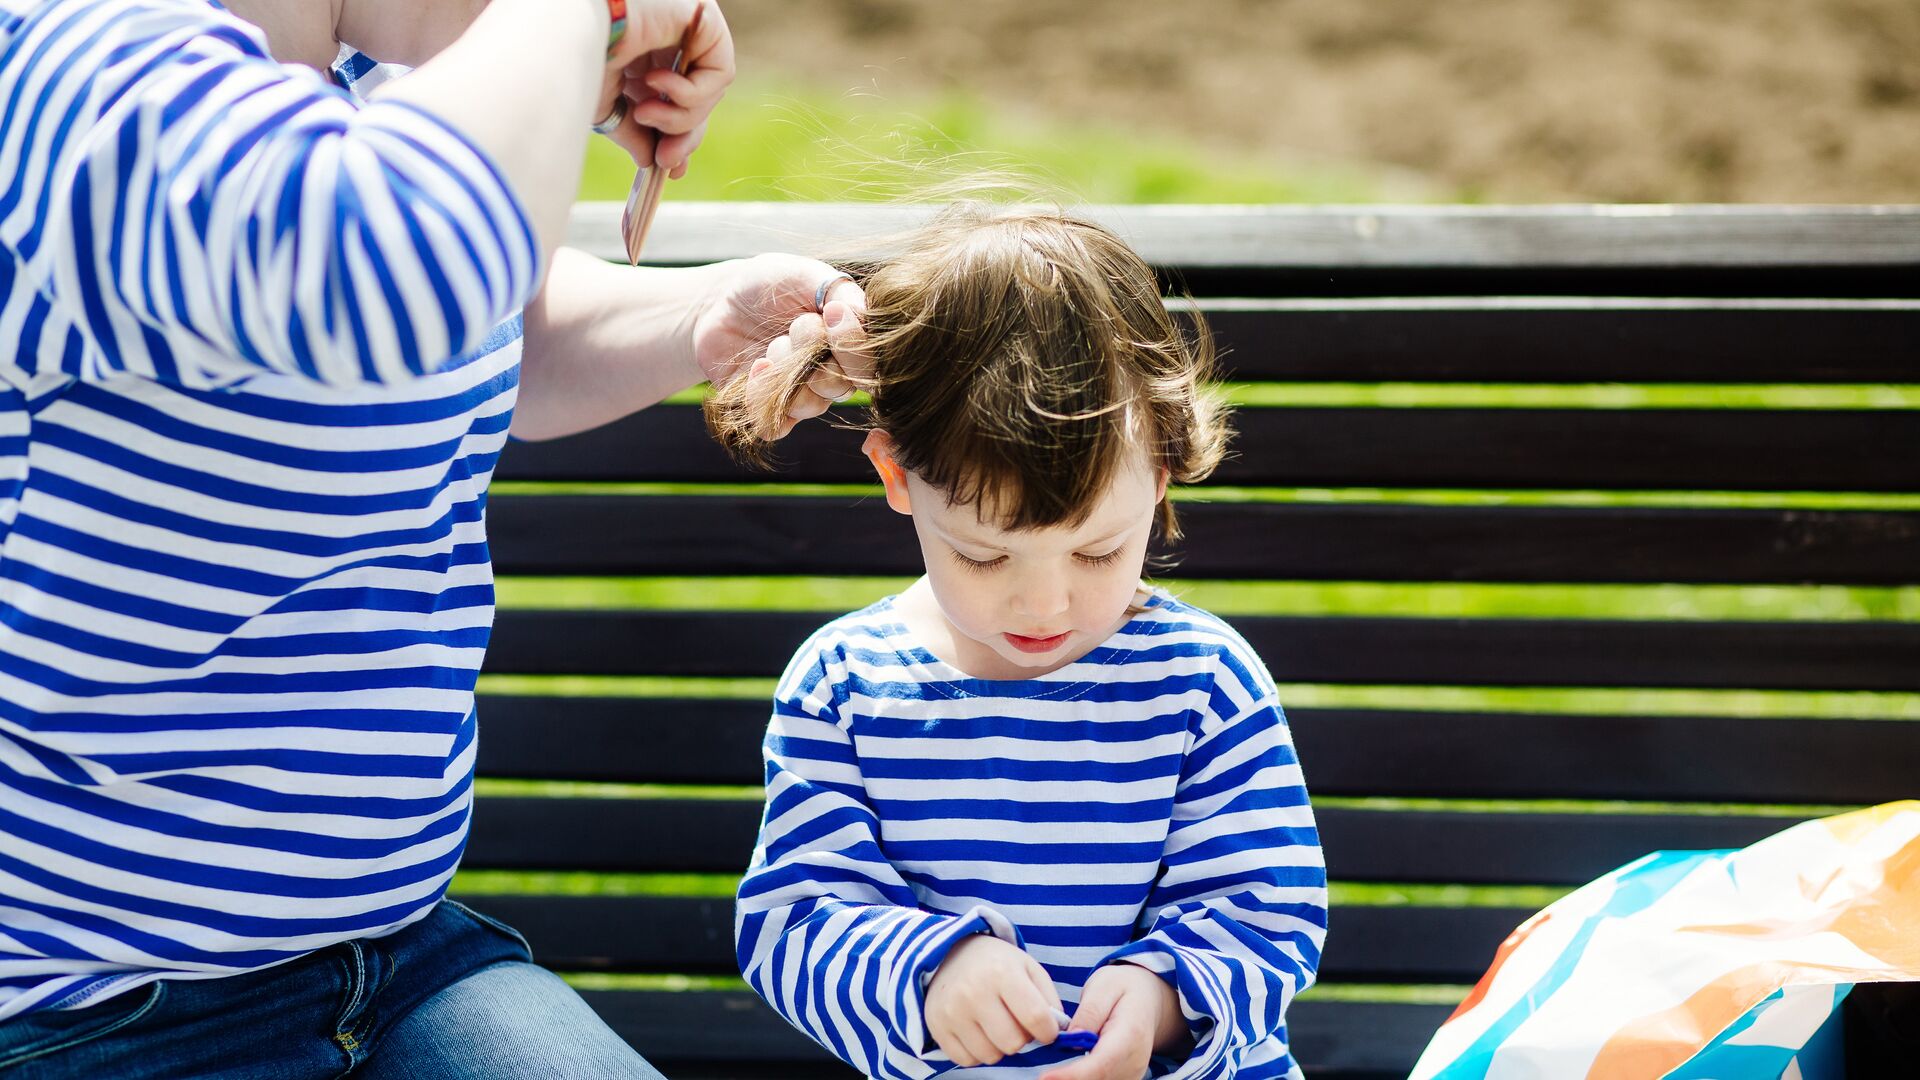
<box><xmin>1012</xmin><ymin>575</ymin><xmax>1070</xmax><ymax>622</ymax></box>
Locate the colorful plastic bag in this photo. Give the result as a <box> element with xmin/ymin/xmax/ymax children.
<box><xmin>1410</xmin><ymin>801</ymin><xmax>1920</xmax><ymax>1079</ymax></box>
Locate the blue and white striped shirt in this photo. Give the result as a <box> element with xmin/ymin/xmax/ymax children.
<box><xmin>736</xmin><ymin>592</ymin><xmax>1329</xmax><ymax>1080</ymax></box>
<box><xmin>0</xmin><ymin>0</ymin><xmax>538</xmax><ymax>1019</ymax></box>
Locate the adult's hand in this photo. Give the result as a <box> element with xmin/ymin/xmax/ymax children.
<box><xmin>694</xmin><ymin>253</ymin><xmax>872</xmax><ymax>440</ymax></box>
<box><xmin>598</xmin><ymin>0</ymin><xmax>736</xmax><ymax>176</ymax></box>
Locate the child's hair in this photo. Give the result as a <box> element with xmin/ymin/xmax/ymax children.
<box><xmin>706</xmin><ymin>202</ymin><xmax>1230</xmax><ymax>544</ymax></box>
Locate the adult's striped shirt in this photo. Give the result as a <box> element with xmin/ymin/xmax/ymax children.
<box><xmin>0</xmin><ymin>0</ymin><xmax>538</xmax><ymax>1020</ymax></box>
<box><xmin>736</xmin><ymin>592</ymin><xmax>1330</xmax><ymax>1080</ymax></box>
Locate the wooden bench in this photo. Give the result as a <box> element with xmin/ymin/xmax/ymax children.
<box><xmin>456</xmin><ymin>203</ymin><xmax>1920</xmax><ymax>1079</ymax></box>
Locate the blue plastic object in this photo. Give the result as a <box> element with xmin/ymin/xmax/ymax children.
<box><xmin>1056</xmin><ymin>1029</ymin><xmax>1099</xmax><ymax>1052</ymax></box>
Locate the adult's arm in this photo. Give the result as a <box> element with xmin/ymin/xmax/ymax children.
<box><xmin>0</xmin><ymin>0</ymin><xmax>723</xmax><ymax>390</ymax></box>
<box><xmin>513</xmin><ymin>249</ymin><xmax>867</xmax><ymax>441</ymax></box>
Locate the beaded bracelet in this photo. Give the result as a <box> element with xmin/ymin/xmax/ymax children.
<box><xmin>606</xmin><ymin>0</ymin><xmax>628</xmax><ymax>54</ymax></box>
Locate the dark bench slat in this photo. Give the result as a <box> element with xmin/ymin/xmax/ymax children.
<box><xmin>495</xmin><ymin>405</ymin><xmax>1920</xmax><ymax>492</ymax></box>
<box><xmin>474</xmin><ymin>696</ymin><xmax>1920</xmax><ymax>806</ymax></box>
<box><xmin>490</xmin><ymin>495</ymin><xmax>1920</xmax><ymax>585</ymax></box>
<box><xmin>453</xmin><ymin>892</ymin><xmax>1525</xmax><ymax>985</ymax></box>
<box><xmin>1291</xmin><ymin>709</ymin><xmax>1918</xmax><ymax>805</ymax></box>
<box><xmin>1189</xmin><ymin>300</ymin><xmax>1920</xmax><ymax>383</ymax></box>
<box><xmin>485</xmin><ymin>610</ymin><xmax>1920</xmax><ymax>691</ymax></box>
<box><xmin>579</xmin><ymin>986</ymin><xmax>1449</xmax><ymax>1079</ymax></box>
<box><xmin>464</xmin><ymin>797</ymin><xmax>1811</xmax><ymax>886</ymax></box>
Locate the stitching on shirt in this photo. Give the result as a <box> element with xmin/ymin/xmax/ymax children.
<box><xmin>867</xmin><ymin>591</ymin><xmax>1169</xmax><ymax>704</ymax></box>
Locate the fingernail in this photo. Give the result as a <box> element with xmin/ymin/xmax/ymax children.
<box><xmin>824</xmin><ymin>303</ymin><xmax>845</xmax><ymax>328</ymax></box>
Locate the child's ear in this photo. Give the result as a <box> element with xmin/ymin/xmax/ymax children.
<box><xmin>861</xmin><ymin>430</ymin><xmax>913</xmax><ymax>515</ymax></box>
<box><xmin>1155</xmin><ymin>466</ymin><xmax>1170</xmax><ymax>504</ymax></box>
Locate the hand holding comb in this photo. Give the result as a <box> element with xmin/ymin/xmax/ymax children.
<box><xmin>621</xmin><ymin>3</ymin><xmax>708</xmax><ymax>264</ymax></box>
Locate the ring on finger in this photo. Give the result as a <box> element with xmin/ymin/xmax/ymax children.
<box><xmin>590</xmin><ymin>98</ymin><xmax>628</xmax><ymax>135</ymax></box>
<box><xmin>814</xmin><ymin>272</ymin><xmax>854</xmax><ymax>314</ymax></box>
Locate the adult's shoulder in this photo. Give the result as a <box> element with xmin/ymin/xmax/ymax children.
<box><xmin>2</xmin><ymin>0</ymin><xmax>274</xmax><ymax>62</ymax></box>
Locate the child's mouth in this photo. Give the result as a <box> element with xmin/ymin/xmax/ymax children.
<box><xmin>1004</xmin><ymin>631</ymin><xmax>1071</xmax><ymax>654</ymax></box>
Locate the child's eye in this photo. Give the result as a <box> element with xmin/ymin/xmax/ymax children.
<box><xmin>949</xmin><ymin>550</ymin><xmax>1007</xmax><ymax>573</ymax></box>
<box><xmin>1075</xmin><ymin>547</ymin><xmax>1125</xmax><ymax>567</ymax></box>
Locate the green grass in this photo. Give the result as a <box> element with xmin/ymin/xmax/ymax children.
<box><xmin>1311</xmin><ymin>797</ymin><xmax>1858</xmax><ymax>818</ymax></box>
<box><xmin>474</xmin><ymin>779</ymin><xmax>757</xmax><ymax>800</ymax></box>
<box><xmin>452</xmin><ymin>871</ymin><xmax>1570</xmax><ymax>911</ymax></box>
<box><xmin>577</xmin><ymin>78</ymin><xmax>1427</xmax><ymax>205</ymax></box>
<box><xmin>1300</xmin><ymin>984</ymin><xmax>1471</xmax><ymax>1005</ymax></box>
<box><xmin>492</xmin><ymin>575</ymin><xmax>1920</xmax><ymax>623</ymax></box>
<box><xmin>452</xmin><ymin>869</ymin><xmax>1561</xmax><ymax>912</ymax></box>
<box><xmin>474</xmin><ymin>674</ymin><xmax>1920</xmax><ymax>721</ymax></box>
<box><xmin>466</xmin><ymin>778</ymin><xmax>1858</xmax><ymax>822</ymax></box>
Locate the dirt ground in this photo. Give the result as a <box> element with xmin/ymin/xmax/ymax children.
<box><xmin>721</xmin><ymin>0</ymin><xmax>1920</xmax><ymax>203</ymax></box>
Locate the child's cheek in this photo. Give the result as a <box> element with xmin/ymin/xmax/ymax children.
<box><xmin>927</xmin><ymin>565</ymin><xmax>999</xmax><ymax>635</ymax></box>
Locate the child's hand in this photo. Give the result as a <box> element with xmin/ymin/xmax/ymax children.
<box><xmin>1038</xmin><ymin>962</ymin><xmax>1188</xmax><ymax>1080</ymax></box>
<box><xmin>924</xmin><ymin>933</ymin><xmax>1064</xmax><ymax>1067</ymax></box>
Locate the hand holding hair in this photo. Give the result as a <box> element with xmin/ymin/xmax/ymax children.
<box><xmin>704</xmin><ymin>263</ymin><xmax>871</xmax><ymax>460</ymax></box>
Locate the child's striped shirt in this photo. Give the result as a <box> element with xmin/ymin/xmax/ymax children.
<box><xmin>736</xmin><ymin>592</ymin><xmax>1329</xmax><ymax>1080</ymax></box>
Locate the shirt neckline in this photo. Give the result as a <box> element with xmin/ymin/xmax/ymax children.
<box><xmin>873</xmin><ymin>589</ymin><xmax>1170</xmax><ymax>702</ymax></box>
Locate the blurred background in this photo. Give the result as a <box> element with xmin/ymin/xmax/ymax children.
<box><xmin>479</xmin><ymin>4</ymin><xmax>1920</xmax><ymax>1054</ymax></box>
<box><xmin>582</xmin><ymin>0</ymin><xmax>1920</xmax><ymax>204</ymax></box>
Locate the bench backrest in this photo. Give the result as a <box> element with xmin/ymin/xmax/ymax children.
<box><xmin>458</xmin><ymin>203</ymin><xmax>1920</xmax><ymax>1079</ymax></box>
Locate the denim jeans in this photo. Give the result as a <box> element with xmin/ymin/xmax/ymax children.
<box><xmin>0</xmin><ymin>899</ymin><xmax>668</xmax><ymax>1079</ymax></box>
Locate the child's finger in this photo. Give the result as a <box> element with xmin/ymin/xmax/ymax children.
<box><xmin>929</xmin><ymin>1013</ymin><xmax>982</xmax><ymax>1068</ymax></box>
<box><xmin>952</xmin><ymin>1019</ymin><xmax>1000</xmax><ymax>1067</ymax></box>
<box><xmin>1039</xmin><ymin>1054</ymin><xmax>1119</xmax><ymax>1080</ymax></box>
<box><xmin>1066</xmin><ymin>987</ymin><xmax>1118</xmax><ymax>1036</ymax></box>
<box><xmin>1004</xmin><ymin>981</ymin><xmax>1062</xmax><ymax>1046</ymax></box>
<box><xmin>977</xmin><ymin>1004</ymin><xmax>1032</xmax><ymax>1058</ymax></box>
<box><xmin>1026</xmin><ymin>955</ymin><xmax>1065</xmax><ymax>1014</ymax></box>
<box><xmin>1068</xmin><ymin>1034</ymin><xmax>1146</xmax><ymax>1080</ymax></box>
<box><xmin>1006</xmin><ymin>957</ymin><xmax>1065</xmax><ymax>1044</ymax></box>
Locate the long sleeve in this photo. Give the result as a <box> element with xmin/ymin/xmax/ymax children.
<box><xmin>735</xmin><ymin>638</ymin><xmax>1023</xmax><ymax>1080</ymax></box>
<box><xmin>1102</xmin><ymin>645</ymin><xmax>1329</xmax><ymax>1079</ymax></box>
<box><xmin>0</xmin><ymin>0</ymin><xmax>540</xmax><ymax>390</ymax></box>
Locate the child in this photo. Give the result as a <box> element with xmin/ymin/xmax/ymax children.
<box><xmin>717</xmin><ymin>204</ymin><xmax>1328</xmax><ymax>1080</ymax></box>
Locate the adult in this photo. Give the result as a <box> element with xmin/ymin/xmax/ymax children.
<box><xmin>0</xmin><ymin>0</ymin><xmax>863</xmax><ymax>1075</ymax></box>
